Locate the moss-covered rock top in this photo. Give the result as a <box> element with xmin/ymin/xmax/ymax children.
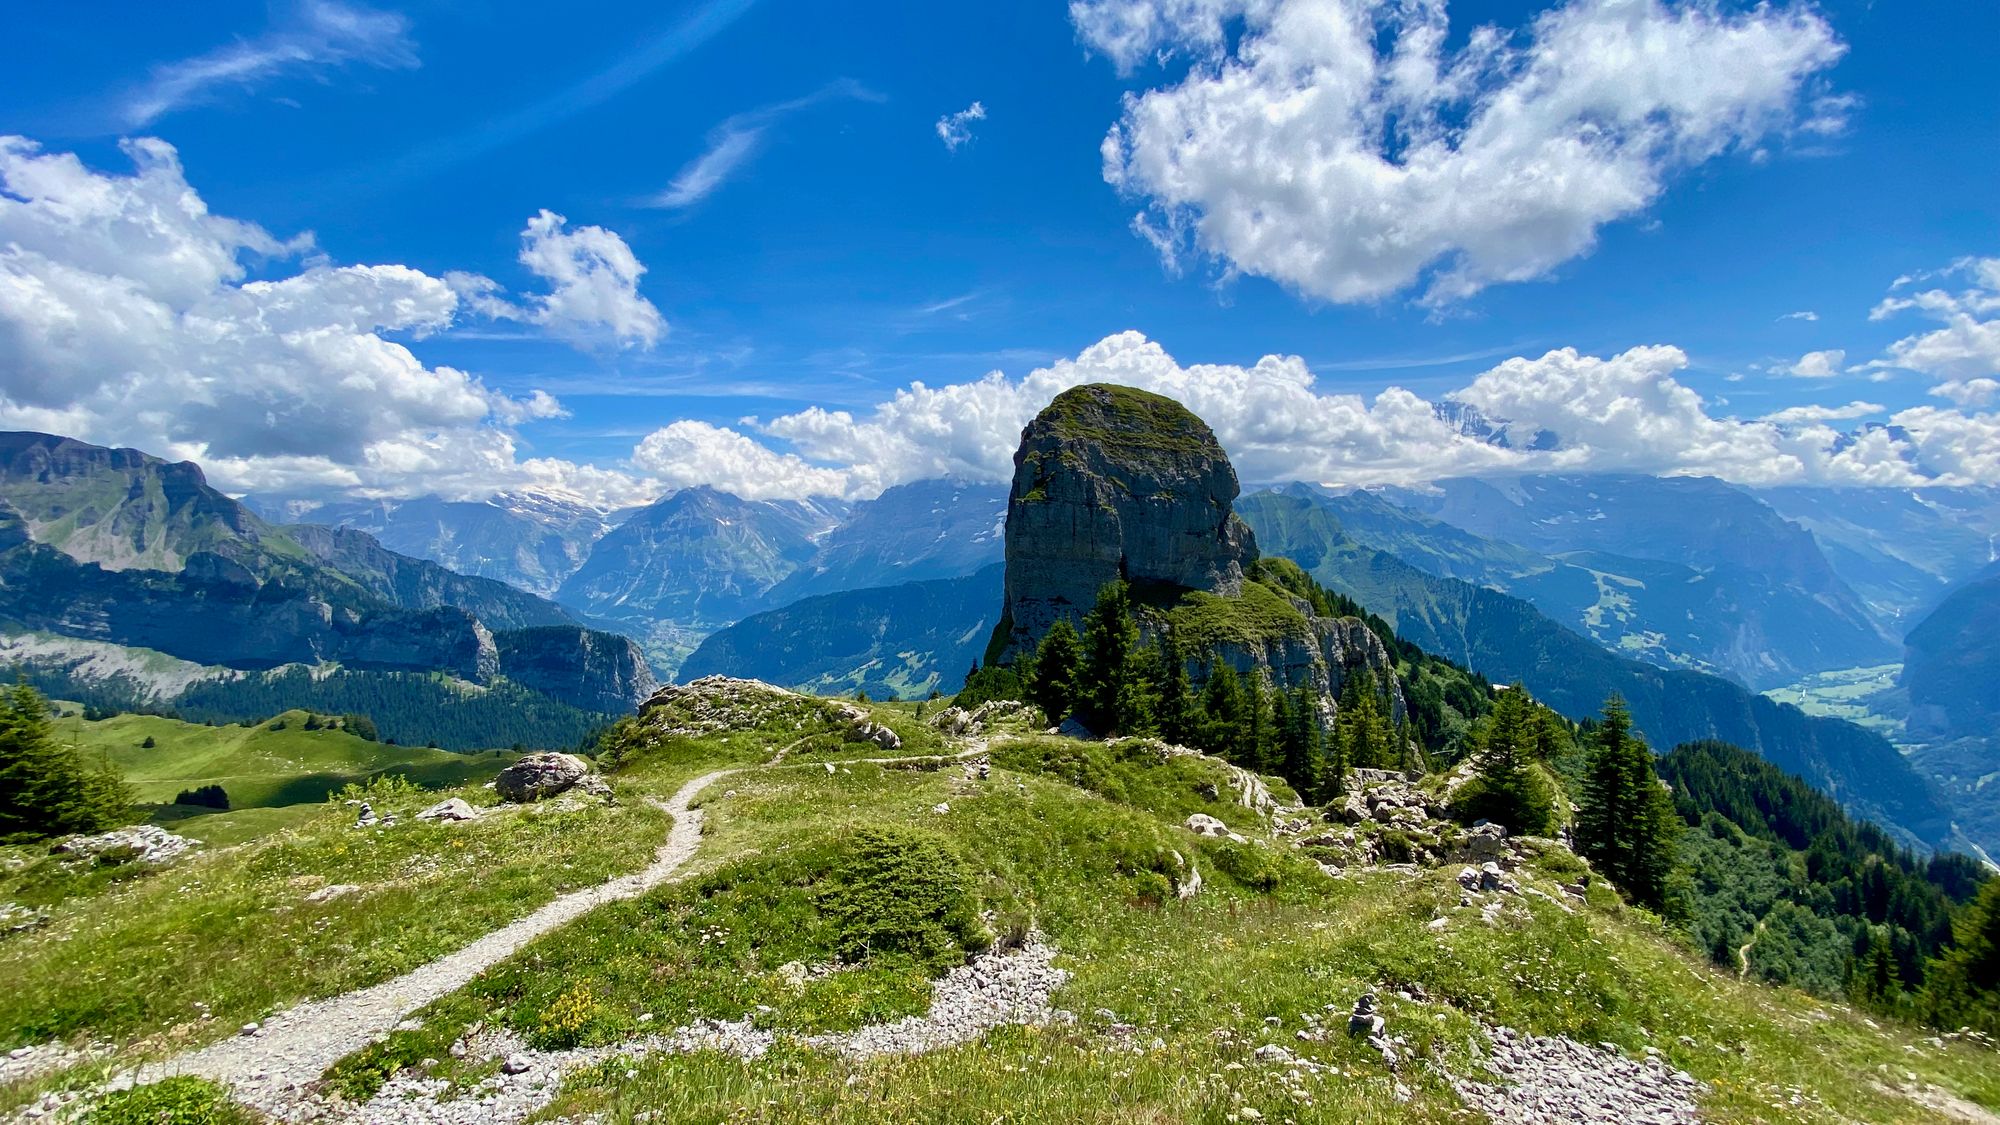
<box><xmin>1034</xmin><ymin>384</ymin><xmax>1223</xmax><ymax>463</ymax></box>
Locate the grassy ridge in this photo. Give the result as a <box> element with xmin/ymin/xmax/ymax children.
<box><xmin>52</xmin><ymin>709</ymin><xmax>518</xmax><ymax>812</ymax></box>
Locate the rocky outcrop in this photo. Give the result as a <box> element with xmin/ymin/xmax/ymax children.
<box><xmin>996</xmin><ymin>385</ymin><xmax>1256</xmax><ymax>661</ymax></box>
<box><xmin>494</xmin><ymin>626</ymin><xmax>657</xmax><ymax>713</ymax></box>
<box><xmin>992</xmin><ymin>384</ymin><xmax>1403</xmax><ymax>724</ymax></box>
<box><xmin>494</xmin><ymin>752</ymin><xmax>608</xmax><ymax>803</ymax></box>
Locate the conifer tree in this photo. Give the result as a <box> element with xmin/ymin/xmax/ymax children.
<box><xmin>1026</xmin><ymin>619</ymin><xmax>1084</xmax><ymax>723</ymax></box>
<box><xmin>1279</xmin><ymin>683</ymin><xmax>1327</xmax><ymax>802</ymax></box>
<box><xmin>0</xmin><ymin>685</ymin><xmax>131</xmax><ymax>842</ymax></box>
<box><xmin>1154</xmin><ymin>630</ymin><xmax>1197</xmax><ymax>746</ymax></box>
<box><xmin>1200</xmin><ymin>661</ymin><xmax>1248</xmax><ymax>762</ymax></box>
<box><xmin>1575</xmin><ymin>695</ymin><xmax>1681</xmax><ymax>908</ymax></box>
<box><xmin>1080</xmin><ymin>580</ymin><xmax>1145</xmax><ymax>734</ymax></box>
<box><xmin>1246</xmin><ymin>676</ymin><xmax>1278</xmax><ymax>772</ymax></box>
<box><xmin>1335</xmin><ymin>668</ymin><xmax>1395</xmax><ymax>770</ymax></box>
<box><xmin>1461</xmin><ymin>685</ymin><xmax>1554</xmax><ymax>835</ymax></box>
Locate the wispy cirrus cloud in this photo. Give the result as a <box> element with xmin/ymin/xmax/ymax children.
<box><xmin>120</xmin><ymin>0</ymin><xmax>417</xmax><ymax>127</ymax></box>
<box><xmin>646</xmin><ymin>79</ymin><xmax>883</xmax><ymax>209</ymax></box>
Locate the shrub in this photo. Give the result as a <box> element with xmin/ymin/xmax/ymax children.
<box><xmin>1207</xmin><ymin>839</ymin><xmax>1283</xmax><ymax>891</ymax></box>
<box><xmin>821</xmin><ymin>825</ymin><xmax>988</xmax><ymax>969</ymax></box>
<box><xmin>87</xmin><ymin>1076</ymin><xmax>251</xmax><ymax>1125</ymax></box>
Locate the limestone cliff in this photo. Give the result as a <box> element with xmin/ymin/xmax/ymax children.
<box><xmin>995</xmin><ymin>384</ymin><xmax>1401</xmax><ymax>718</ymax></box>
<box><xmin>996</xmin><ymin>384</ymin><xmax>1256</xmax><ymax>660</ymax></box>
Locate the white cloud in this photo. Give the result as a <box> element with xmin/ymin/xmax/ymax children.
<box><xmin>513</xmin><ymin>210</ymin><xmax>665</xmax><ymax>348</ymax></box>
<box><xmin>644</xmin><ymin>80</ymin><xmax>883</xmax><ymax>210</ymax></box>
<box><xmin>935</xmin><ymin>102</ymin><xmax>988</xmax><ymax>150</ymax></box>
<box><xmin>1778</xmin><ymin>310</ymin><xmax>1819</xmax><ymax>322</ymax></box>
<box><xmin>0</xmin><ymin>136</ymin><xmax>656</xmax><ymax>504</ymax></box>
<box><xmin>1868</xmin><ymin>257</ymin><xmax>2000</xmax><ymax>390</ymax></box>
<box><xmin>1932</xmin><ymin>378</ymin><xmax>2000</xmax><ymax>408</ymax></box>
<box><xmin>624</xmin><ymin>329</ymin><xmax>1995</xmax><ymax>501</ymax></box>
<box><xmin>630</xmin><ymin>420</ymin><xmax>851</xmax><ymax>499</ymax></box>
<box><xmin>121</xmin><ymin>0</ymin><xmax>417</xmax><ymax>127</ymax></box>
<box><xmin>1760</xmin><ymin>401</ymin><xmax>1883</xmax><ymax>424</ymax></box>
<box><xmin>1779</xmin><ymin>348</ymin><xmax>1847</xmax><ymax>378</ymax></box>
<box><xmin>1083</xmin><ymin>0</ymin><xmax>1845</xmax><ymax>305</ymax></box>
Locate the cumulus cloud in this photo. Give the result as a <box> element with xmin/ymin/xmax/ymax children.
<box><xmin>1778</xmin><ymin>310</ymin><xmax>1820</xmax><ymax>322</ymax></box>
<box><xmin>513</xmin><ymin>210</ymin><xmax>665</xmax><ymax>347</ymax></box>
<box><xmin>1932</xmin><ymin>378</ymin><xmax>2000</xmax><ymax>408</ymax></box>
<box><xmin>1779</xmin><ymin>348</ymin><xmax>1847</xmax><ymax>378</ymax></box>
<box><xmin>121</xmin><ymin>0</ymin><xmax>417</xmax><ymax>127</ymax></box>
<box><xmin>935</xmin><ymin>102</ymin><xmax>988</xmax><ymax>150</ymax></box>
<box><xmin>1082</xmin><ymin>0</ymin><xmax>1846</xmax><ymax>305</ymax></box>
<box><xmin>630</xmin><ymin>420</ymin><xmax>852</xmax><ymax>499</ymax></box>
<box><xmin>0</xmin><ymin>136</ymin><xmax>655</xmax><ymax>504</ymax></box>
<box><xmin>617</xmin><ymin>329</ymin><xmax>2000</xmax><ymax>501</ymax></box>
<box><xmin>1760</xmin><ymin>401</ymin><xmax>1883</xmax><ymax>425</ymax></box>
<box><xmin>645</xmin><ymin>80</ymin><xmax>882</xmax><ymax>210</ymax></box>
<box><xmin>1868</xmin><ymin>258</ymin><xmax>2000</xmax><ymax>393</ymax></box>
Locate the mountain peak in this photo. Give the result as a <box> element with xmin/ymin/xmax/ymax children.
<box><xmin>996</xmin><ymin>383</ymin><xmax>1257</xmax><ymax>660</ymax></box>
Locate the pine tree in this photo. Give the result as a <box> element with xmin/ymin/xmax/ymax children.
<box><xmin>1851</xmin><ymin>927</ymin><xmax>1905</xmax><ymax>1009</ymax></box>
<box><xmin>1080</xmin><ymin>581</ymin><xmax>1145</xmax><ymax>734</ymax></box>
<box><xmin>1154</xmin><ymin>630</ymin><xmax>1197</xmax><ymax>746</ymax></box>
<box><xmin>1335</xmin><ymin>668</ymin><xmax>1395</xmax><ymax>770</ymax></box>
<box><xmin>1461</xmin><ymin>685</ymin><xmax>1554</xmax><ymax>835</ymax></box>
<box><xmin>0</xmin><ymin>685</ymin><xmax>131</xmax><ymax>842</ymax></box>
<box><xmin>1246</xmin><ymin>676</ymin><xmax>1278</xmax><ymax>773</ymax></box>
<box><xmin>1279</xmin><ymin>684</ymin><xmax>1327</xmax><ymax>803</ymax></box>
<box><xmin>1575</xmin><ymin>695</ymin><xmax>1681</xmax><ymax>909</ymax></box>
<box><xmin>1026</xmin><ymin>619</ymin><xmax>1084</xmax><ymax>724</ymax></box>
<box><xmin>1199</xmin><ymin>660</ymin><xmax>1248</xmax><ymax>761</ymax></box>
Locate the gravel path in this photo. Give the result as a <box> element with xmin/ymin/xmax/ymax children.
<box><xmin>341</xmin><ymin>935</ymin><xmax>1067</xmax><ymax>1125</ymax></box>
<box><xmin>115</xmin><ymin>769</ymin><xmax>740</xmax><ymax>1118</ymax></box>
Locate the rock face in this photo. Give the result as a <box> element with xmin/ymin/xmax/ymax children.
<box><xmin>494</xmin><ymin>626</ymin><xmax>657</xmax><ymax>713</ymax></box>
<box><xmin>996</xmin><ymin>385</ymin><xmax>1256</xmax><ymax>661</ymax></box>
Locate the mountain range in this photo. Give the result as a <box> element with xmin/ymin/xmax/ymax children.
<box><xmin>17</xmin><ymin>426</ymin><xmax>2000</xmax><ymax>854</ymax></box>
<box><xmin>0</xmin><ymin>432</ymin><xmax>653</xmax><ymax>745</ymax></box>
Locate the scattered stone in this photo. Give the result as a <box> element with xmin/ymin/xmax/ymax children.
<box><xmin>1453</xmin><ymin>1025</ymin><xmax>1703</xmax><ymax>1124</ymax></box>
<box><xmin>49</xmin><ymin>825</ymin><xmax>196</xmax><ymax>866</ymax></box>
<box><xmin>355</xmin><ymin>802</ymin><xmax>378</xmax><ymax>828</ymax></box>
<box><xmin>305</xmin><ymin>883</ymin><xmax>362</xmax><ymax>904</ymax></box>
<box><xmin>1186</xmin><ymin>813</ymin><xmax>1230</xmax><ymax>837</ymax></box>
<box><xmin>416</xmin><ymin>798</ymin><xmax>480</xmax><ymax>823</ymax></box>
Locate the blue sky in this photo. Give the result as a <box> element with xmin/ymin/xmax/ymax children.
<box><xmin>3</xmin><ymin>0</ymin><xmax>1998</xmax><ymax>502</ymax></box>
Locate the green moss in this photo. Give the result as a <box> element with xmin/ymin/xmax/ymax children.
<box><xmin>1036</xmin><ymin>384</ymin><xmax>1217</xmax><ymax>459</ymax></box>
<box><xmin>1166</xmin><ymin>579</ymin><xmax>1314</xmax><ymax>649</ymax></box>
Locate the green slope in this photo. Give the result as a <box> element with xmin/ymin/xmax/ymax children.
<box><xmin>53</xmin><ymin>708</ymin><xmax>519</xmax><ymax>811</ymax></box>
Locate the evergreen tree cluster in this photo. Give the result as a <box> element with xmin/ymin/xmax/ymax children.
<box><xmin>172</xmin><ymin>784</ymin><xmax>230</xmax><ymax>810</ymax></box>
<box><xmin>1657</xmin><ymin>738</ymin><xmax>1990</xmax><ymax>1019</ymax></box>
<box><xmin>1453</xmin><ymin>685</ymin><xmax>1561</xmax><ymax>837</ymax></box>
<box><xmin>985</xmin><ymin>577</ymin><xmax>1447</xmax><ymax>805</ymax></box>
<box><xmin>0</xmin><ymin>685</ymin><xmax>132</xmax><ymax>842</ymax></box>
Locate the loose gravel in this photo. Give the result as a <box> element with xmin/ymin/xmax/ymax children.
<box><xmin>1452</xmin><ymin>1025</ymin><xmax>1704</xmax><ymax>1124</ymax></box>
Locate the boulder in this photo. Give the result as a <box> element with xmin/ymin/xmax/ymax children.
<box><xmin>494</xmin><ymin>752</ymin><xmax>598</xmax><ymax>803</ymax></box>
<box><xmin>1185</xmin><ymin>813</ymin><xmax>1230</xmax><ymax>838</ymax></box>
<box><xmin>417</xmin><ymin>797</ymin><xmax>480</xmax><ymax>822</ymax></box>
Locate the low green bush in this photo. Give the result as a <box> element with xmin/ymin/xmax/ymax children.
<box><xmin>87</xmin><ymin>1077</ymin><xmax>251</xmax><ymax>1125</ymax></box>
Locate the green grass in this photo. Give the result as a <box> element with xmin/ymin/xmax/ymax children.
<box><xmin>0</xmin><ymin>776</ymin><xmax>669</xmax><ymax>1056</ymax></box>
<box><xmin>10</xmin><ymin>691</ymin><xmax>2000</xmax><ymax>1124</ymax></box>
<box><xmin>51</xmin><ymin>708</ymin><xmax>519</xmax><ymax>813</ymax></box>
